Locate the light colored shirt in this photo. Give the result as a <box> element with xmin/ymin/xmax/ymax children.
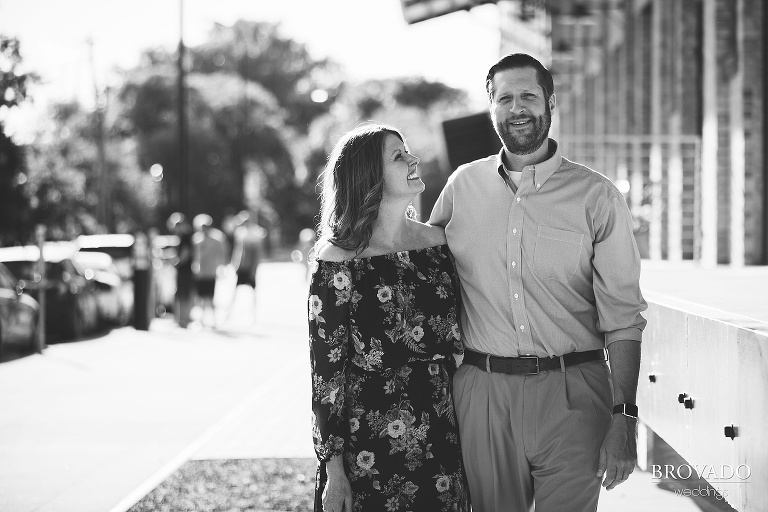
<box><xmin>231</xmin><ymin>224</ymin><xmax>266</xmax><ymax>271</ymax></box>
<box><xmin>192</xmin><ymin>228</ymin><xmax>229</xmax><ymax>279</ymax></box>
<box><xmin>429</xmin><ymin>139</ymin><xmax>647</xmax><ymax>358</ymax></box>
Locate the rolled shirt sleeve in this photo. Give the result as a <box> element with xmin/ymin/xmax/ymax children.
<box><xmin>592</xmin><ymin>193</ymin><xmax>647</xmax><ymax>345</ymax></box>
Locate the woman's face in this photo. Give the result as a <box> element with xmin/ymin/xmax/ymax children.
<box><xmin>380</xmin><ymin>132</ymin><xmax>423</xmax><ymax>200</ymax></box>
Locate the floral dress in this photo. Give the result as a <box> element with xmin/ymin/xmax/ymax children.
<box><xmin>309</xmin><ymin>244</ymin><xmax>470</xmax><ymax>512</ymax></box>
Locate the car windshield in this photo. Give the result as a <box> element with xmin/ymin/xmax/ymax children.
<box><xmin>2</xmin><ymin>260</ymin><xmax>62</xmax><ymax>281</ymax></box>
<box><xmin>2</xmin><ymin>260</ymin><xmax>36</xmax><ymax>280</ymax></box>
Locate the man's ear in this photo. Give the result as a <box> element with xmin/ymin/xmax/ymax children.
<box><xmin>549</xmin><ymin>93</ymin><xmax>556</xmax><ymax>113</ymax></box>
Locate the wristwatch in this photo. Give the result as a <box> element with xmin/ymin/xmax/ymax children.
<box><xmin>612</xmin><ymin>403</ymin><xmax>638</xmax><ymax>419</ymax></box>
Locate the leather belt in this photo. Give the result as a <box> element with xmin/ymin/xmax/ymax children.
<box><xmin>463</xmin><ymin>348</ymin><xmax>605</xmax><ymax>375</ymax></box>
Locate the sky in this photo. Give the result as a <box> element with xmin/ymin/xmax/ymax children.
<box><xmin>0</xmin><ymin>0</ymin><xmax>502</xmax><ymax>140</ymax></box>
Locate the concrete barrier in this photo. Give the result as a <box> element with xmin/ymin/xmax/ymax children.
<box><xmin>638</xmin><ymin>292</ymin><xmax>768</xmax><ymax>512</ymax></box>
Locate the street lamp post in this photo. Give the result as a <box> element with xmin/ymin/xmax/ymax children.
<box><xmin>176</xmin><ymin>0</ymin><xmax>193</xmax><ymax>327</ymax></box>
<box><xmin>178</xmin><ymin>0</ymin><xmax>189</xmax><ymax>219</ymax></box>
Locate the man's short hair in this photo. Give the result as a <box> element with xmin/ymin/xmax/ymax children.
<box><xmin>486</xmin><ymin>53</ymin><xmax>554</xmax><ymax>102</ymax></box>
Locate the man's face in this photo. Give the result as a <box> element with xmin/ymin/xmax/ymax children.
<box><xmin>489</xmin><ymin>67</ymin><xmax>554</xmax><ymax>156</ymax></box>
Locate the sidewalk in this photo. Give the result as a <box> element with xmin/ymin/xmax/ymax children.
<box><xmin>0</xmin><ymin>260</ymin><xmax>740</xmax><ymax>512</ymax></box>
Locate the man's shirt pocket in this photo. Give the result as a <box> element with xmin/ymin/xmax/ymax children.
<box><xmin>532</xmin><ymin>225</ymin><xmax>585</xmax><ymax>282</ymax></box>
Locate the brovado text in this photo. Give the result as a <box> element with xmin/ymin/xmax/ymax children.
<box><xmin>651</xmin><ymin>464</ymin><xmax>751</xmax><ymax>481</ymax></box>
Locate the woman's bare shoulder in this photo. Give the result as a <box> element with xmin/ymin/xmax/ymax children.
<box><xmin>316</xmin><ymin>242</ymin><xmax>356</xmax><ymax>262</ymax></box>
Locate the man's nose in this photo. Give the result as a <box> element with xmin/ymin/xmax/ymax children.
<box><xmin>509</xmin><ymin>98</ymin><xmax>526</xmax><ymax>114</ymax></box>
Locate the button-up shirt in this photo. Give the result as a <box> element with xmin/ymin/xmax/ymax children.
<box><xmin>429</xmin><ymin>139</ymin><xmax>647</xmax><ymax>358</ymax></box>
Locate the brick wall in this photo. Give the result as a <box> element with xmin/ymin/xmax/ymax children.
<box><xmin>743</xmin><ymin>0</ymin><xmax>765</xmax><ymax>263</ymax></box>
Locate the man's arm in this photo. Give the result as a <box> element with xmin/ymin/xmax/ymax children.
<box><xmin>427</xmin><ymin>173</ymin><xmax>455</xmax><ymax>228</ymax></box>
<box><xmin>591</xmin><ymin>189</ymin><xmax>647</xmax><ymax>490</ymax></box>
<box><xmin>596</xmin><ymin>338</ymin><xmax>641</xmax><ymax>490</ymax></box>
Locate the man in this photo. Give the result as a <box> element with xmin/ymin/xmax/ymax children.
<box><xmin>429</xmin><ymin>53</ymin><xmax>647</xmax><ymax>511</ymax></box>
<box><xmin>166</xmin><ymin>212</ymin><xmax>194</xmax><ymax>328</ymax></box>
<box><xmin>192</xmin><ymin>213</ymin><xmax>229</xmax><ymax>328</ymax></box>
<box><xmin>229</xmin><ymin>210</ymin><xmax>267</xmax><ymax>323</ymax></box>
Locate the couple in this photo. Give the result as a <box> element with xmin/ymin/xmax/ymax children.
<box><xmin>308</xmin><ymin>53</ymin><xmax>647</xmax><ymax>512</ymax></box>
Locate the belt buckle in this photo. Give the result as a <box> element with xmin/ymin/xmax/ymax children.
<box><xmin>520</xmin><ymin>355</ymin><xmax>540</xmax><ymax>375</ymax></box>
<box><xmin>485</xmin><ymin>354</ymin><xmax>492</xmax><ymax>373</ymax></box>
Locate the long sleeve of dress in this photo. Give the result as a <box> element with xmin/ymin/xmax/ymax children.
<box><xmin>309</xmin><ymin>261</ymin><xmax>353</xmax><ymax>462</ymax></box>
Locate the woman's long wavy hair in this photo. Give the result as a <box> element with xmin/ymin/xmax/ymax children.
<box><xmin>316</xmin><ymin>124</ymin><xmax>414</xmax><ymax>255</ymax></box>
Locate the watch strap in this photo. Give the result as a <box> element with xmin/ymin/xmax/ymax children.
<box><xmin>612</xmin><ymin>403</ymin><xmax>638</xmax><ymax>418</ymax></box>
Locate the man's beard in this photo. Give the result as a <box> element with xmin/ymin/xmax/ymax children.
<box><xmin>495</xmin><ymin>104</ymin><xmax>551</xmax><ymax>156</ymax></box>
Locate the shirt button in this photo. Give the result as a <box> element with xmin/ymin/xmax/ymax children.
<box><xmin>536</xmin><ymin>183</ymin><xmax>541</xmax><ymax>189</ymax></box>
<box><xmin>512</xmin><ymin>228</ymin><xmax>517</xmax><ymax>235</ymax></box>
<box><xmin>520</xmin><ymin>325</ymin><xmax>525</xmax><ymax>331</ymax></box>
<box><xmin>514</xmin><ymin>293</ymin><xmax>519</xmax><ymax>299</ymax></box>
<box><xmin>511</xmin><ymin>261</ymin><xmax>516</xmax><ymax>268</ymax></box>
<box><xmin>516</xmin><ymin>197</ymin><xmax>521</xmax><ymax>203</ymax></box>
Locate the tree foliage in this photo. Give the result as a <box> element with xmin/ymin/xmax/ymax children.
<box><xmin>1</xmin><ymin>22</ymin><xmax>474</xmax><ymax>248</ymax></box>
<box><xmin>303</xmin><ymin>77</ymin><xmax>472</xmax><ymax>224</ymax></box>
<box><xmin>191</xmin><ymin>20</ymin><xmax>340</xmax><ymax>132</ymax></box>
<box><xmin>0</xmin><ymin>35</ymin><xmax>39</xmax><ymax>245</ymax></box>
<box><xmin>117</xmin><ymin>20</ymin><xmax>338</xmax><ymax>241</ymax></box>
<box><xmin>21</xmin><ymin>101</ymin><xmax>161</xmax><ymax>240</ymax></box>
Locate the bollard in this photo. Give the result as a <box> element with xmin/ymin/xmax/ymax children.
<box><xmin>132</xmin><ymin>232</ymin><xmax>152</xmax><ymax>330</ymax></box>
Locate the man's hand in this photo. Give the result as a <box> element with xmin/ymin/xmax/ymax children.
<box><xmin>596</xmin><ymin>414</ymin><xmax>638</xmax><ymax>490</ymax></box>
<box><xmin>323</xmin><ymin>456</ymin><xmax>353</xmax><ymax>512</ymax></box>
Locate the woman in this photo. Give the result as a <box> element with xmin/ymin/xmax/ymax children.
<box><xmin>309</xmin><ymin>124</ymin><xmax>469</xmax><ymax>512</ymax></box>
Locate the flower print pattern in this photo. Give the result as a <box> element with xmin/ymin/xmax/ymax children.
<box><xmin>309</xmin><ymin>244</ymin><xmax>469</xmax><ymax>511</ymax></box>
<box><xmin>309</xmin><ymin>295</ymin><xmax>322</xmax><ymax>321</ymax></box>
<box><xmin>377</xmin><ymin>285</ymin><xmax>393</xmax><ymax>303</ymax></box>
<box><xmin>357</xmin><ymin>450</ymin><xmax>376</xmax><ymax>471</ymax></box>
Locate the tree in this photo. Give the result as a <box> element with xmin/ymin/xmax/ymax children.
<box><xmin>116</xmin><ymin>20</ymin><xmax>338</xmax><ymax>241</ymax></box>
<box><xmin>0</xmin><ymin>36</ymin><xmax>38</xmax><ymax>245</ymax></box>
<box><xmin>190</xmin><ymin>20</ymin><xmax>341</xmax><ymax>132</ymax></box>
<box><xmin>21</xmin><ymin>100</ymin><xmax>161</xmax><ymax>240</ymax></box>
<box><xmin>304</xmin><ymin>77</ymin><xmax>472</xmax><ymax>224</ymax></box>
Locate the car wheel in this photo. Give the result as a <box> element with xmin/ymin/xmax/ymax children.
<box><xmin>25</xmin><ymin>311</ymin><xmax>39</xmax><ymax>350</ymax></box>
<box><xmin>70</xmin><ymin>302</ymin><xmax>85</xmax><ymax>339</ymax></box>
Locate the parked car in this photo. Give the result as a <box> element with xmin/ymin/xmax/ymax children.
<box><xmin>76</xmin><ymin>234</ymin><xmax>135</xmax><ymax>281</ymax></box>
<box><xmin>0</xmin><ymin>262</ymin><xmax>39</xmax><ymax>353</ymax></box>
<box><xmin>0</xmin><ymin>245</ymin><xmax>100</xmax><ymax>341</ymax></box>
<box><xmin>73</xmin><ymin>251</ymin><xmax>133</xmax><ymax>326</ymax></box>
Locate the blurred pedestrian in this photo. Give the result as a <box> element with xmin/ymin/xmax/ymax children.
<box><xmin>429</xmin><ymin>53</ymin><xmax>647</xmax><ymax>511</ymax></box>
<box><xmin>229</xmin><ymin>210</ymin><xmax>267</xmax><ymax>323</ymax></box>
<box><xmin>291</xmin><ymin>227</ymin><xmax>316</xmax><ymax>281</ymax></box>
<box><xmin>166</xmin><ymin>212</ymin><xmax>194</xmax><ymax>328</ymax></box>
<box><xmin>309</xmin><ymin>124</ymin><xmax>469</xmax><ymax>512</ymax></box>
<box><xmin>191</xmin><ymin>214</ymin><xmax>229</xmax><ymax>329</ymax></box>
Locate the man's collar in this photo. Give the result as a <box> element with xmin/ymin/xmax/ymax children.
<box><xmin>495</xmin><ymin>139</ymin><xmax>561</xmax><ymax>187</ymax></box>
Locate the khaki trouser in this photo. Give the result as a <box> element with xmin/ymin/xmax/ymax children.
<box><xmin>453</xmin><ymin>359</ymin><xmax>613</xmax><ymax>512</ymax></box>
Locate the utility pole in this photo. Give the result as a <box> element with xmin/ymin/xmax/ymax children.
<box><xmin>177</xmin><ymin>0</ymin><xmax>189</xmax><ymax>218</ymax></box>
<box><xmin>88</xmin><ymin>38</ymin><xmax>110</xmax><ymax>231</ymax></box>
<box><xmin>175</xmin><ymin>0</ymin><xmax>193</xmax><ymax>328</ymax></box>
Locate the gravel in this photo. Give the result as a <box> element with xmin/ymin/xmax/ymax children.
<box><xmin>128</xmin><ymin>458</ymin><xmax>317</xmax><ymax>512</ymax></box>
